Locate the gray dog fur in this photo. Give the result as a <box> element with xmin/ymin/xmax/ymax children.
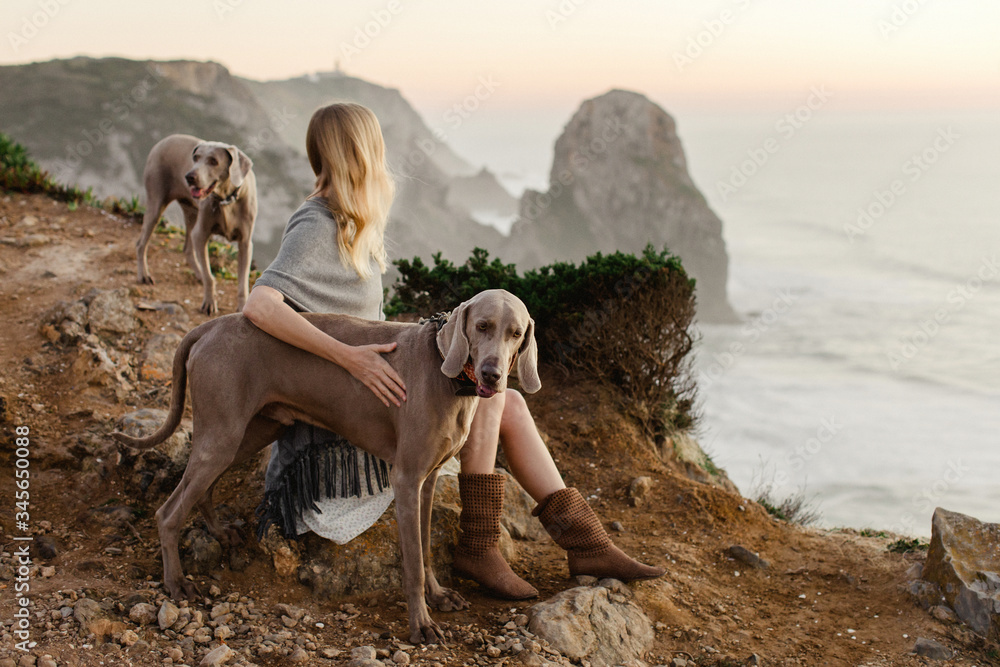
<box><xmin>111</xmin><ymin>289</ymin><xmax>540</xmax><ymax>643</ymax></box>
<box><xmin>135</xmin><ymin>134</ymin><xmax>258</xmax><ymax>315</ymax></box>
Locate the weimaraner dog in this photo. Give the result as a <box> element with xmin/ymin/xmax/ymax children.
<box><xmin>112</xmin><ymin>289</ymin><xmax>540</xmax><ymax>643</ymax></box>
<box><xmin>135</xmin><ymin>134</ymin><xmax>257</xmax><ymax>315</ymax></box>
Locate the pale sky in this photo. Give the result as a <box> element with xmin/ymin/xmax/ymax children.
<box><xmin>4</xmin><ymin>0</ymin><xmax>999</xmax><ymax>116</ymax></box>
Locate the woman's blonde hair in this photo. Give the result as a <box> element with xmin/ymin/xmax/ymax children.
<box><xmin>306</xmin><ymin>103</ymin><xmax>395</xmax><ymax>278</ymax></box>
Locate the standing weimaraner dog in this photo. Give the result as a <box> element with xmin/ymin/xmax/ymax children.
<box><xmin>135</xmin><ymin>134</ymin><xmax>257</xmax><ymax>315</ymax></box>
<box><xmin>112</xmin><ymin>289</ymin><xmax>540</xmax><ymax>643</ymax></box>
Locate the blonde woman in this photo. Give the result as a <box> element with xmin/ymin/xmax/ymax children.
<box><xmin>244</xmin><ymin>103</ymin><xmax>662</xmax><ymax>601</ymax></box>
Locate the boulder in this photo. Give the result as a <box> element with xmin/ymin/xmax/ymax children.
<box><xmin>297</xmin><ymin>477</ymin><xmax>518</xmax><ymax>598</ymax></box>
<box><xmin>115</xmin><ymin>408</ymin><xmax>192</xmax><ymax>463</ymax></box>
<box><xmin>504</xmin><ymin>89</ymin><xmax>735</xmax><ymax>322</ymax></box>
<box><xmin>140</xmin><ymin>333</ymin><xmax>182</xmax><ymax>381</ymax></box>
<box><xmin>921</xmin><ymin>507</ymin><xmax>1000</xmax><ymax>639</ymax></box>
<box><xmin>87</xmin><ymin>288</ymin><xmax>137</xmax><ymax>336</ymax></box>
<box><xmin>528</xmin><ymin>580</ymin><xmax>654</xmax><ymax>667</ymax></box>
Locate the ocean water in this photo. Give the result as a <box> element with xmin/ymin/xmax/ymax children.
<box><xmin>441</xmin><ymin>108</ymin><xmax>1000</xmax><ymax>537</ymax></box>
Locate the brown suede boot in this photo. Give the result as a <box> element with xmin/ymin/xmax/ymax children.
<box><xmin>453</xmin><ymin>473</ymin><xmax>538</xmax><ymax>600</ymax></box>
<box><xmin>533</xmin><ymin>487</ymin><xmax>665</xmax><ymax>581</ymax></box>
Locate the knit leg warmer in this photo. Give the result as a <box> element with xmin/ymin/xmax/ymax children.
<box><xmin>453</xmin><ymin>473</ymin><xmax>538</xmax><ymax>600</ymax></box>
<box><xmin>533</xmin><ymin>487</ymin><xmax>665</xmax><ymax>581</ymax></box>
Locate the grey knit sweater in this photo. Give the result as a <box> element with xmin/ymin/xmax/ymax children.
<box><xmin>253</xmin><ymin>197</ymin><xmax>384</xmax><ymax>320</ymax></box>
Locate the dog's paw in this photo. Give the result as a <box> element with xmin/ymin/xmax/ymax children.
<box><xmin>409</xmin><ymin>619</ymin><xmax>446</xmax><ymax>645</ymax></box>
<box><xmin>220</xmin><ymin>526</ymin><xmax>243</xmax><ymax>548</ymax></box>
<box><xmin>166</xmin><ymin>576</ymin><xmax>200</xmax><ymax>601</ymax></box>
<box><xmin>139</xmin><ymin>274</ymin><xmax>155</xmax><ymax>285</ymax></box>
<box><xmin>427</xmin><ymin>587</ymin><xmax>468</xmax><ymax>613</ymax></box>
<box><xmin>199</xmin><ymin>299</ymin><xmax>218</xmax><ymax>316</ymax></box>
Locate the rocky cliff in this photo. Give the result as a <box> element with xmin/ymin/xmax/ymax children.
<box><xmin>0</xmin><ymin>57</ymin><xmax>503</xmax><ymax>267</ymax></box>
<box><xmin>504</xmin><ymin>90</ymin><xmax>735</xmax><ymax>322</ymax></box>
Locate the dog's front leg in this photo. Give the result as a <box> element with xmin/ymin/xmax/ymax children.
<box><xmin>235</xmin><ymin>236</ymin><xmax>252</xmax><ymax>312</ymax></box>
<box><xmin>190</xmin><ymin>219</ymin><xmax>218</xmax><ymax>315</ymax></box>
<box><xmin>392</xmin><ymin>470</ymin><xmax>446</xmax><ymax>644</ymax></box>
<box><xmin>420</xmin><ymin>467</ymin><xmax>468</xmax><ymax>613</ymax></box>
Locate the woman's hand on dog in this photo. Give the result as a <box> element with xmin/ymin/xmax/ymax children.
<box><xmin>339</xmin><ymin>342</ymin><xmax>407</xmax><ymax>407</ymax></box>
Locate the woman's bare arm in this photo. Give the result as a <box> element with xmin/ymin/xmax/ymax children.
<box><xmin>242</xmin><ymin>284</ymin><xmax>406</xmax><ymax>407</ymax></box>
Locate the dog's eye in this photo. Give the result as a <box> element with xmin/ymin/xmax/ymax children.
<box><xmin>512</xmin><ymin>331</ymin><xmax>522</xmax><ymax>338</ymax></box>
<box><xmin>207</xmin><ymin>157</ymin><xmax>218</xmax><ymax>166</ymax></box>
<box><xmin>477</xmin><ymin>322</ymin><xmax>488</xmax><ymax>331</ymax></box>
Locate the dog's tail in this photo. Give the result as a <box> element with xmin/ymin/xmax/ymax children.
<box><xmin>111</xmin><ymin>323</ymin><xmax>209</xmax><ymax>450</ymax></box>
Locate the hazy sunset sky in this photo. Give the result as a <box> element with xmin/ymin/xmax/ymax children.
<box><xmin>4</xmin><ymin>0</ymin><xmax>999</xmax><ymax>116</ymax></box>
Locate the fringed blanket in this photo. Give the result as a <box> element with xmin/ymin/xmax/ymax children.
<box><xmin>255</xmin><ymin>422</ymin><xmax>392</xmax><ymax>542</ymax></box>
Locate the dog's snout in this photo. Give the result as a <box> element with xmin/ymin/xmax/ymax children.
<box><xmin>479</xmin><ymin>363</ymin><xmax>502</xmax><ymax>385</ymax></box>
<box><xmin>184</xmin><ymin>172</ymin><xmax>196</xmax><ymax>185</ymax></box>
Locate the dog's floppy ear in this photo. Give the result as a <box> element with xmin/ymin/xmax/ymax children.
<box><xmin>516</xmin><ymin>317</ymin><xmax>541</xmax><ymax>394</ymax></box>
<box><xmin>437</xmin><ymin>302</ymin><xmax>470</xmax><ymax>378</ymax></box>
<box><xmin>226</xmin><ymin>146</ymin><xmax>252</xmax><ymax>188</ymax></box>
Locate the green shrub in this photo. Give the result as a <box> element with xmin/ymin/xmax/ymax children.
<box><xmin>388</xmin><ymin>245</ymin><xmax>699</xmax><ymax>435</ymax></box>
<box><xmin>0</xmin><ymin>133</ymin><xmax>164</xmax><ymax>227</ymax></box>
<box><xmin>887</xmin><ymin>538</ymin><xmax>927</xmax><ymax>554</ymax></box>
<box><xmin>0</xmin><ymin>132</ymin><xmax>94</xmax><ymax>204</ymax></box>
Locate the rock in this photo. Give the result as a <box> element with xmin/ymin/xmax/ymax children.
<box><xmin>210</xmin><ymin>602</ymin><xmax>231</xmax><ymax>619</ymax></box>
<box><xmin>921</xmin><ymin>507</ymin><xmax>1000</xmax><ymax>638</ymax></box>
<box><xmin>911</xmin><ymin>637</ymin><xmax>954</xmax><ymax>660</ymax></box>
<box><xmin>128</xmin><ymin>602</ymin><xmax>157</xmax><ymax>625</ymax></box>
<box><xmin>671</xmin><ymin>658</ymin><xmax>688</xmax><ymax>667</ymax></box>
<box><xmin>724</xmin><ymin>545</ymin><xmax>769</xmax><ymax>570</ymax></box>
<box><xmin>115</xmin><ymin>408</ymin><xmax>192</xmax><ymax>464</ymax></box>
<box><xmin>198</xmin><ymin>644</ymin><xmax>235</xmax><ymax>666</ymax></box>
<box><xmin>158</xmin><ymin>600</ymin><xmax>180</xmax><ymax>630</ymax></box>
<box><xmin>181</xmin><ymin>527</ymin><xmax>223</xmax><ymax>574</ymax></box>
<box><xmin>274</xmin><ymin>603</ymin><xmax>305</xmax><ymax>620</ymax></box>
<box><xmin>611</xmin><ymin>520</ymin><xmax>625</xmax><ymax>532</ymax></box>
<box><xmin>288</xmin><ymin>646</ymin><xmax>310</xmax><ymax>662</ymax></box>
<box><xmin>37</xmin><ymin>659</ymin><xmax>56</xmax><ymax>667</ymax></box>
<box><xmin>392</xmin><ymin>649</ymin><xmax>411</xmax><ymax>664</ymax></box>
<box><xmin>73</xmin><ymin>598</ymin><xmax>103</xmax><ymax>628</ymax></box>
<box><xmin>35</xmin><ymin>535</ymin><xmax>61</xmax><ymax>560</ymax></box>
<box><xmin>664</xmin><ymin>432</ymin><xmax>740</xmax><ymax>494</ymax></box>
<box><xmin>349</xmin><ymin>646</ymin><xmax>378</xmax><ymax>666</ymax></box>
<box><xmin>39</xmin><ymin>565</ymin><xmax>55</xmax><ymax>577</ymax></box>
<box><xmin>628</xmin><ymin>476</ymin><xmax>653</xmax><ymax>507</ymax></box>
<box><xmin>87</xmin><ymin>288</ymin><xmax>137</xmax><ymax>336</ymax></box>
<box><xmin>140</xmin><ymin>333</ymin><xmax>182</xmax><ymax>381</ymax></box>
<box><xmin>504</xmin><ymin>89</ymin><xmax>735</xmax><ymax>322</ymax></box>
<box><xmin>119</xmin><ymin>629</ymin><xmax>139</xmax><ymax>646</ymax></box>
<box><xmin>0</xmin><ymin>233</ymin><xmax>50</xmax><ymax>247</ymax></box>
<box><xmin>932</xmin><ymin>605</ymin><xmax>958</xmax><ymax>623</ymax></box>
<box><xmin>528</xmin><ymin>584</ymin><xmax>654</xmax><ymax>667</ymax></box>
<box><xmin>70</xmin><ymin>333</ymin><xmax>134</xmax><ymax>401</ymax></box>
<box><xmin>259</xmin><ymin>526</ymin><xmax>302</xmax><ymax>579</ymax></box>
<box><xmin>166</xmin><ymin>647</ymin><xmax>184</xmax><ymax>661</ymax></box>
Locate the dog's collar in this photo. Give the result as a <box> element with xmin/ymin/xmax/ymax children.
<box><xmin>213</xmin><ymin>181</ymin><xmax>243</xmax><ymax>206</ymax></box>
<box><xmin>422</xmin><ymin>312</ymin><xmax>479</xmax><ymax>395</ymax></box>
<box><xmin>421</xmin><ymin>311</ymin><xmax>517</xmax><ymax>397</ymax></box>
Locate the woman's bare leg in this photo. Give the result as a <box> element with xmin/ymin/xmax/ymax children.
<box><xmin>459</xmin><ymin>393</ymin><xmax>506</xmax><ymax>474</ymax></box>
<box><xmin>497</xmin><ymin>390</ymin><xmax>565</xmax><ymax>502</ymax></box>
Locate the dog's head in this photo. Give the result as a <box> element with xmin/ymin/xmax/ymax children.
<box><xmin>436</xmin><ymin>289</ymin><xmax>541</xmax><ymax>398</ymax></box>
<box><xmin>185</xmin><ymin>142</ymin><xmax>252</xmax><ymax>200</ymax></box>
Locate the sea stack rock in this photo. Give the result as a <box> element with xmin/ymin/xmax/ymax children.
<box><xmin>506</xmin><ymin>89</ymin><xmax>735</xmax><ymax>322</ymax></box>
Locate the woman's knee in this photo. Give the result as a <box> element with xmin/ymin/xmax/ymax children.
<box><xmin>499</xmin><ymin>389</ymin><xmax>531</xmax><ymax>435</ymax></box>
